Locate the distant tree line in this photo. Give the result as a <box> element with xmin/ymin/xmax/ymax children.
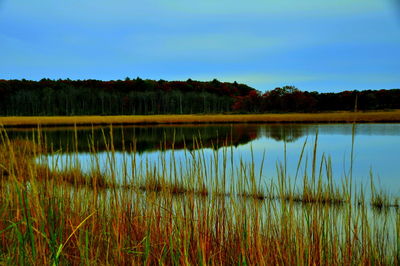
<box><xmin>232</xmin><ymin>86</ymin><xmax>400</xmax><ymax>113</ymax></box>
<box><xmin>0</xmin><ymin>78</ymin><xmax>252</xmax><ymax>115</ymax></box>
<box><xmin>0</xmin><ymin>79</ymin><xmax>399</xmax><ymax>116</ymax></box>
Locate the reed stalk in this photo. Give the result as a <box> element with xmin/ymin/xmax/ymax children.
<box><xmin>0</xmin><ymin>126</ymin><xmax>397</xmax><ymax>265</ymax></box>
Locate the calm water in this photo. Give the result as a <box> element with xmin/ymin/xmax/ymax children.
<box><xmin>9</xmin><ymin>123</ymin><xmax>400</xmax><ymax>194</ymax></box>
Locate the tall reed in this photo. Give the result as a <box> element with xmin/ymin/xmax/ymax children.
<box><xmin>0</xmin><ymin>126</ymin><xmax>398</xmax><ymax>265</ymax></box>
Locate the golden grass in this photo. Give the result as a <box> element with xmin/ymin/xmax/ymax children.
<box><xmin>1</xmin><ymin>110</ymin><xmax>400</xmax><ymax>127</ymax></box>
<box><xmin>0</xmin><ymin>127</ymin><xmax>399</xmax><ymax>265</ymax></box>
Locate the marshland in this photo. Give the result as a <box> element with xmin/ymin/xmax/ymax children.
<box><xmin>1</xmin><ymin>111</ymin><xmax>400</xmax><ymax>127</ymax></box>
<box><xmin>3</xmin><ymin>0</ymin><xmax>400</xmax><ymax>264</ymax></box>
<box><xmin>0</xmin><ymin>123</ymin><xmax>399</xmax><ymax>265</ymax></box>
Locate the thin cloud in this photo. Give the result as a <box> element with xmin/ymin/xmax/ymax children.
<box><xmin>1</xmin><ymin>0</ymin><xmax>399</xmax><ymax>92</ymax></box>
<box><xmin>392</xmin><ymin>0</ymin><xmax>400</xmax><ymax>21</ymax></box>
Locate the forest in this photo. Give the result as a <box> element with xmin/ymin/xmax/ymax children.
<box><xmin>0</xmin><ymin>78</ymin><xmax>399</xmax><ymax>115</ymax></box>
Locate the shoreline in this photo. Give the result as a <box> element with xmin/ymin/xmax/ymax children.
<box><xmin>1</xmin><ymin>110</ymin><xmax>400</xmax><ymax>128</ymax></box>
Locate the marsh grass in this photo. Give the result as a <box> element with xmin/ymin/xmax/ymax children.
<box><xmin>0</xmin><ymin>126</ymin><xmax>399</xmax><ymax>265</ymax></box>
<box><xmin>370</xmin><ymin>173</ymin><xmax>400</xmax><ymax>210</ymax></box>
<box><xmin>1</xmin><ymin>110</ymin><xmax>400</xmax><ymax>127</ymax></box>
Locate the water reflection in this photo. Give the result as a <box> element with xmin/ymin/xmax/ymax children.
<box><xmin>8</xmin><ymin>123</ymin><xmax>400</xmax><ymax>153</ymax></box>
<box><xmin>7</xmin><ymin>123</ymin><xmax>400</xmax><ymax>193</ymax></box>
<box><xmin>7</xmin><ymin>124</ymin><xmax>259</xmax><ymax>152</ymax></box>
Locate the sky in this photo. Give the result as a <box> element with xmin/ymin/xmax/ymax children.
<box><xmin>0</xmin><ymin>0</ymin><xmax>399</xmax><ymax>92</ymax></box>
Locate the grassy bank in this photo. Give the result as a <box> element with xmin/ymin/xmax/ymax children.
<box><xmin>0</xmin><ymin>128</ymin><xmax>399</xmax><ymax>265</ymax></box>
<box><xmin>1</xmin><ymin>110</ymin><xmax>400</xmax><ymax>127</ymax></box>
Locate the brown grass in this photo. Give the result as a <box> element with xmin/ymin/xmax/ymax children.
<box><xmin>0</xmin><ymin>127</ymin><xmax>399</xmax><ymax>265</ymax></box>
<box><xmin>1</xmin><ymin>110</ymin><xmax>400</xmax><ymax>127</ymax></box>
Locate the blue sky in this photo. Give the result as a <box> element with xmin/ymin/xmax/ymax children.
<box><xmin>1</xmin><ymin>0</ymin><xmax>399</xmax><ymax>92</ymax></box>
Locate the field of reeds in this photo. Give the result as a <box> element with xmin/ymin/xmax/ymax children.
<box><xmin>1</xmin><ymin>110</ymin><xmax>400</xmax><ymax>127</ymax></box>
<box><xmin>0</xmin><ymin>126</ymin><xmax>399</xmax><ymax>265</ymax></box>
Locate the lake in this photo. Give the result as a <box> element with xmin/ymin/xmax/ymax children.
<box><xmin>7</xmin><ymin>123</ymin><xmax>399</xmax><ymax>195</ymax></box>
